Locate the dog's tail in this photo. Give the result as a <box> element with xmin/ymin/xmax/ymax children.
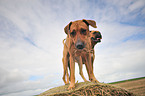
<box><xmin>63</xmin><ymin>39</ymin><xmax>66</xmax><ymax>45</ymax></box>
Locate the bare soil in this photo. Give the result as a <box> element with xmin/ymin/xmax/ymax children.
<box><xmin>112</xmin><ymin>78</ymin><xmax>145</xmax><ymax>96</ymax></box>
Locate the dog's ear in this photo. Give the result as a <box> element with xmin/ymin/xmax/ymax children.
<box><xmin>64</xmin><ymin>22</ymin><xmax>72</xmax><ymax>34</ymax></box>
<box><xmin>82</xmin><ymin>19</ymin><xmax>97</xmax><ymax>28</ymax></box>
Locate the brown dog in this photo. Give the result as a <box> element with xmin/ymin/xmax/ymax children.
<box><xmin>62</xmin><ymin>30</ymin><xmax>102</xmax><ymax>85</ymax></box>
<box><xmin>62</xmin><ymin>19</ymin><xmax>99</xmax><ymax>89</ymax></box>
<box><xmin>90</xmin><ymin>30</ymin><xmax>102</xmax><ymax>67</ymax></box>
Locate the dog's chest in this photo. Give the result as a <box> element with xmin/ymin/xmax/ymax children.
<box><xmin>74</xmin><ymin>51</ymin><xmax>83</xmax><ymax>56</ymax></box>
<box><xmin>74</xmin><ymin>56</ymin><xmax>86</xmax><ymax>64</ymax></box>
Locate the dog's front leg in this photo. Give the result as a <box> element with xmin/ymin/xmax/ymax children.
<box><xmin>68</xmin><ymin>54</ymin><xmax>75</xmax><ymax>90</ymax></box>
<box><xmin>86</xmin><ymin>53</ymin><xmax>99</xmax><ymax>83</ymax></box>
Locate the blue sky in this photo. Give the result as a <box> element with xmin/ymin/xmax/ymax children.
<box><xmin>0</xmin><ymin>0</ymin><xmax>145</xmax><ymax>96</ymax></box>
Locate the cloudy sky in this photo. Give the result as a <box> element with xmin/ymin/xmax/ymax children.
<box><xmin>0</xmin><ymin>0</ymin><xmax>145</xmax><ymax>96</ymax></box>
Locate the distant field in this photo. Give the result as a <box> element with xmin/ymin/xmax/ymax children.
<box><xmin>110</xmin><ymin>77</ymin><xmax>145</xmax><ymax>96</ymax></box>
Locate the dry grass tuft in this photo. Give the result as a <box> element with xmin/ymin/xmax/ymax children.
<box><xmin>38</xmin><ymin>82</ymin><xmax>135</xmax><ymax>96</ymax></box>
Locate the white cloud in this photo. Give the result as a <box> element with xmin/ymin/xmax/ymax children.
<box><xmin>0</xmin><ymin>0</ymin><xmax>145</xmax><ymax>96</ymax></box>
<box><xmin>94</xmin><ymin>36</ymin><xmax>145</xmax><ymax>82</ymax></box>
<box><xmin>0</xmin><ymin>68</ymin><xmax>26</xmax><ymax>88</ymax></box>
<box><xmin>129</xmin><ymin>0</ymin><xmax>145</xmax><ymax>12</ymax></box>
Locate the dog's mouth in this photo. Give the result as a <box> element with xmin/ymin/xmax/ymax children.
<box><xmin>91</xmin><ymin>37</ymin><xmax>102</xmax><ymax>43</ymax></box>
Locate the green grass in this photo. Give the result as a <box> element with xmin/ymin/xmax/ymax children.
<box><xmin>109</xmin><ymin>76</ymin><xmax>145</xmax><ymax>84</ymax></box>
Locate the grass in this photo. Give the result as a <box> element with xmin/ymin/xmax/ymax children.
<box><xmin>108</xmin><ymin>76</ymin><xmax>145</xmax><ymax>84</ymax></box>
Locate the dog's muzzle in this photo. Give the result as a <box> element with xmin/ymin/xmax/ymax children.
<box><xmin>76</xmin><ymin>42</ymin><xmax>85</xmax><ymax>49</ymax></box>
<box><xmin>91</xmin><ymin>37</ymin><xmax>101</xmax><ymax>43</ymax></box>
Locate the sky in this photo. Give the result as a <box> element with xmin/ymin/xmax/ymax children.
<box><xmin>0</xmin><ymin>0</ymin><xmax>145</xmax><ymax>96</ymax></box>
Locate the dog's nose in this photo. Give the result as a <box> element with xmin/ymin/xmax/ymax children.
<box><xmin>95</xmin><ymin>32</ymin><xmax>102</xmax><ymax>39</ymax></box>
<box><xmin>76</xmin><ymin>43</ymin><xmax>84</xmax><ymax>49</ymax></box>
<box><xmin>76</xmin><ymin>45</ymin><xmax>84</xmax><ymax>49</ymax></box>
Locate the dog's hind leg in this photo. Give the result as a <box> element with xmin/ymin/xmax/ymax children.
<box><xmin>62</xmin><ymin>55</ymin><xmax>69</xmax><ymax>84</ymax></box>
<box><xmin>78</xmin><ymin>56</ymin><xmax>88</xmax><ymax>82</ymax></box>
<box><xmin>66</xmin><ymin>68</ymin><xmax>69</xmax><ymax>84</ymax></box>
<box><xmin>62</xmin><ymin>57</ymin><xmax>67</xmax><ymax>84</ymax></box>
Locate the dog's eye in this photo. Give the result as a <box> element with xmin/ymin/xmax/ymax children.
<box><xmin>70</xmin><ymin>30</ymin><xmax>76</xmax><ymax>37</ymax></box>
<box><xmin>81</xmin><ymin>29</ymin><xmax>87</xmax><ymax>35</ymax></box>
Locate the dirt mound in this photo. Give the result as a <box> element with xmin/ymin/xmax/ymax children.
<box><xmin>38</xmin><ymin>82</ymin><xmax>135</xmax><ymax>96</ymax></box>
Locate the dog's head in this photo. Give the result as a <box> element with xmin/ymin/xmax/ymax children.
<box><xmin>64</xmin><ymin>19</ymin><xmax>97</xmax><ymax>50</ymax></box>
<box><xmin>90</xmin><ymin>31</ymin><xmax>102</xmax><ymax>48</ymax></box>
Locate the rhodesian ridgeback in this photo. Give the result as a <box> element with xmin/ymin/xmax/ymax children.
<box><xmin>62</xmin><ymin>30</ymin><xmax>102</xmax><ymax>86</ymax></box>
<box><xmin>62</xmin><ymin>19</ymin><xmax>100</xmax><ymax>89</ymax></box>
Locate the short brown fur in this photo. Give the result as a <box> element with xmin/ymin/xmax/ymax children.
<box><xmin>62</xmin><ymin>30</ymin><xmax>102</xmax><ymax>87</ymax></box>
<box><xmin>62</xmin><ymin>19</ymin><xmax>100</xmax><ymax>89</ymax></box>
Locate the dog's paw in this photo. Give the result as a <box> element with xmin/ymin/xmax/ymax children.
<box><xmin>65</xmin><ymin>80</ymin><xmax>70</xmax><ymax>85</ymax></box>
<box><xmin>90</xmin><ymin>78</ymin><xmax>99</xmax><ymax>83</ymax></box>
<box><xmin>93</xmin><ymin>79</ymin><xmax>99</xmax><ymax>83</ymax></box>
<box><xmin>65</xmin><ymin>82</ymin><xmax>69</xmax><ymax>85</ymax></box>
<box><xmin>68</xmin><ymin>83</ymin><xmax>75</xmax><ymax>90</ymax></box>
